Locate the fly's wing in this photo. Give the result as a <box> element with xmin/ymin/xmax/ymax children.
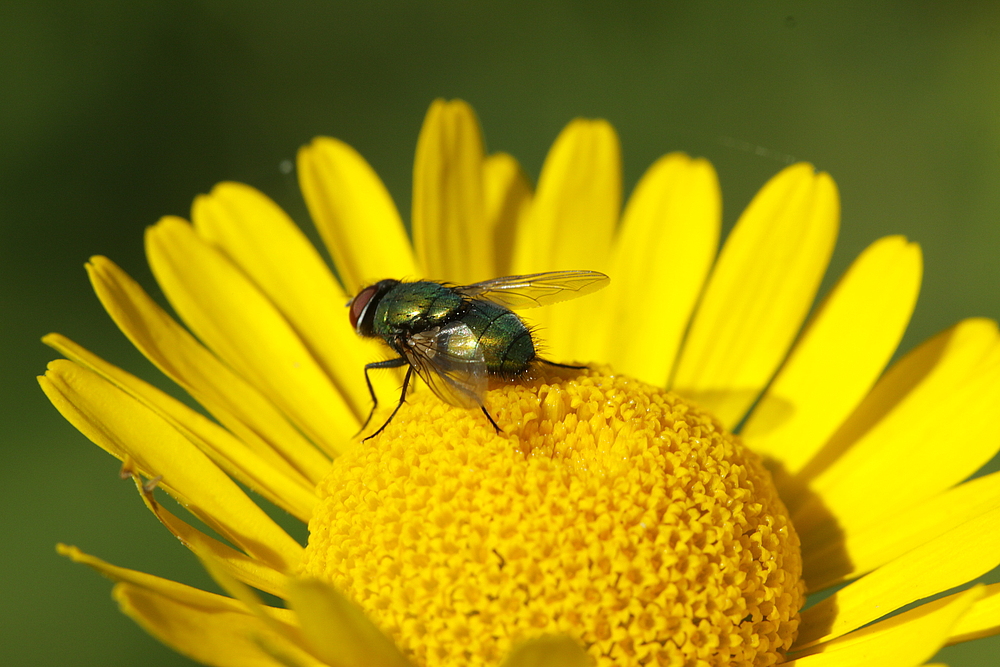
<box><xmin>402</xmin><ymin>322</ymin><xmax>487</xmax><ymax>409</ymax></box>
<box><xmin>456</xmin><ymin>270</ymin><xmax>610</xmax><ymax>310</ymax></box>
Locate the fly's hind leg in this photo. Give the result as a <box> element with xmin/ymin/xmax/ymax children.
<box><xmin>358</xmin><ymin>357</ymin><xmax>408</xmax><ymax>437</ymax></box>
<box><xmin>364</xmin><ymin>365</ymin><xmax>414</xmax><ymax>441</ymax></box>
<box><xmin>537</xmin><ymin>359</ymin><xmax>589</xmax><ymax>371</ymax></box>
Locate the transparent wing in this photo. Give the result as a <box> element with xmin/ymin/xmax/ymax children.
<box><xmin>403</xmin><ymin>322</ymin><xmax>487</xmax><ymax>409</ymax></box>
<box><xmin>455</xmin><ymin>270</ymin><xmax>610</xmax><ymax>310</ymax></box>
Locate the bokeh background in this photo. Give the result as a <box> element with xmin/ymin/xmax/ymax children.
<box><xmin>4</xmin><ymin>2</ymin><xmax>1000</xmax><ymax>665</ymax></box>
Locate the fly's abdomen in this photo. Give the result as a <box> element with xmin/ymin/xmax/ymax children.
<box><xmin>462</xmin><ymin>300</ymin><xmax>535</xmax><ymax>376</ymax></box>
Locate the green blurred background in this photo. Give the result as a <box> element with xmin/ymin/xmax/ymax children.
<box><xmin>3</xmin><ymin>1</ymin><xmax>1000</xmax><ymax>665</ymax></box>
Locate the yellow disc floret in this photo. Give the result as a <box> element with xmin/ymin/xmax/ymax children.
<box><xmin>301</xmin><ymin>367</ymin><xmax>804</xmax><ymax>666</ymax></box>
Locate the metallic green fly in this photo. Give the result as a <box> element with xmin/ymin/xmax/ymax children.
<box><xmin>347</xmin><ymin>270</ymin><xmax>610</xmax><ymax>439</ymax></box>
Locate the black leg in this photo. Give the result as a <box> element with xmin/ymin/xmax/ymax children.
<box><xmin>537</xmin><ymin>358</ymin><xmax>588</xmax><ymax>370</ymax></box>
<box><xmin>481</xmin><ymin>406</ymin><xmax>503</xmax><ymax>434</ymax></box>
<box><xmin>358</xmin><ymin>357</ymin><xmax>408</xmax><ymax>435</ymax></box>
<box><xmin>363</xmin><ymin>365</ymin><xmax>414</xmax><ymax>441</ymax></box>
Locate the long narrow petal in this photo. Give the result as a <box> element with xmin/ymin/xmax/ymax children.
<box><xmin>46</xmin><ymin>333</ymin><xmax>316</xmax><ymax>522</ymax></box>
<box><xmin>146</xmin><ymin>217</ymin><xmax>355</xmax><ymax>456</ymax></box>
<box><xmin>87</xmin><ymin>256</ymin><xmax>330</xmax><ymax>484</ymax></box>
<box><xmin>804</xmin><ymin>470</ymin><xmax>1000</xmax><ymax>591</ymax></box>
<box><xmin>600</xmin><ymin>153</ymin><xmax>720</xmax><ymax>386</ymax></box>
<box><xmin>796</xmin><ymin>505</ymin><xmax>1000</xmax><ymax>647</ymax></box>
<box><xmin>742</xmin><ymin>236</ymin><xmax>921</xmax><ymax>476</ymax></box>
<box><xmin>254</xmin><ymin>634</ymin><xmax>331</xmax><ymax>667</ymax></box>
<box><xmin>948</xmin><ymin>582</ymin><xmax>1000</xmax><ymax>644</ymax></box>
<box><xmin>193</xmin><ymin>546</ymin><xmax>391</xmax><ymax>667</ymax></box>
<box><xmin>285</xmin><ymin>578</ymin><xmax>414</xmax><ymax>667</ymax></box>
<box><xmin>672</xmin><ymin>163</ymin><xmax>839</xmax><ymax>428</ymax></box>
<box><xmin>58</xmin><ymin>545</ymin><xmax>318</xmax><ymax>667</ymax></box>
<box><xmin>195</xmin><ymin>545</ymin><xmax>311</xmax><ymax>645</ymax></box>
<box><xmin>116</xmin><ymin>584</ymin><xmax>324</xmax><ymax>667</ymax></box>
<box><xmin>783</xmin><ymin>587</ymin><xmax>981</xmax><ymax>667</ymax></box>
<box><xmin>42</xmin><ymin>363</ymin><xmax>303</xmax><ymax>573</ymax></box>
<box><xmin>127</xmin><ymin>472</ymin><xmax>288</xmax><ymax>598</ymax></box>
<box><xmin>193</xmin><ymin>181</ymin><xmax>388</xmax><ymax>417</ymax></box>
<box><xmin>298</xmin><ymin>136</ymin><xmax>416</xmax><ymax>294</ymax></box>
<box><xmin>412</xmin><ymin>99</ymin><xmax>490</xmax><ymax>282</ymax></box>
<box><xmin>511</xmin><ymin>119</ymin><xmax>621</xmax><ymax>360</ymax></box>
<box><xmin>791</xmin><ymin>318</ymin><xmax>1000</xmax><ymax>538</ymax></box>
<box><xmin>483</xmin><ymin>152</ymin><xmax>532</xmax><ymax>277</ymax></box>
<box><xmin>500</xmin><ymin>636</ymin><xmax>590</xmax><ymax>667</ymax></box>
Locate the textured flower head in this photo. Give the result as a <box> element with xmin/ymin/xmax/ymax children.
<box><xmin>43</xmin><ymin>99</ymin><xmax>1000</xmax><ymax>666</ymax></box>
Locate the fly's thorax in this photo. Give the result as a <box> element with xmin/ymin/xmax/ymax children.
<box><xmin>372</xmin><ymin>281</ymin><xmax>464</xmax><ymax>336</ymax></box>
<box><xmin>460</xmin><ymin>300</ymin><xmax>535</xmax><ymax>376</ymax></box>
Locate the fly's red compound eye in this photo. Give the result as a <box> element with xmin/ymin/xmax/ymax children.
<box><xmin>349</xmin><ymin>286</ymin><xmax>378</xmax><ymax>332</ymax></box>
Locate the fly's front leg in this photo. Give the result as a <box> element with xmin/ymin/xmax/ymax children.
<box><xmin>358</xmin><ymin>357</ymin><xmax>407</xmax><ymax>435</ymax></box>
<box><xmin>364</xmin><ymin>366</ymin><xmax>414</xmax><ymax>441</ymax></box>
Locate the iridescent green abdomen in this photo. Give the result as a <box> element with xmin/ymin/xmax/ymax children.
<box><xmin>459</xmin><ymin>299</ymin><xmax>535</xmax><ymax>376</ymax></box>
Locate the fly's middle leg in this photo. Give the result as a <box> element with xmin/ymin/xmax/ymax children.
<box><xmin>480</xmin><ymin>406</ymin><xmax>502</xmax><ymax>434</ymax></box>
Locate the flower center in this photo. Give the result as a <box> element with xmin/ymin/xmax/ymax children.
<box><xmin>300</xmin><ymin>367</ymin><xmax>804</xmax><ymax>666</ymax></box>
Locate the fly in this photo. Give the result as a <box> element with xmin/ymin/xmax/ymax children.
<box><xmin>347</xmin><ymin>270</ymin><xmax>610</xmax><ymax>439</ymax></box>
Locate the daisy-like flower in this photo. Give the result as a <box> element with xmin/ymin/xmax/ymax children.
<box><xmin>43</xmin><ymin>99</ymin><xmax>1000</xmax><ymax>667</ymax></box>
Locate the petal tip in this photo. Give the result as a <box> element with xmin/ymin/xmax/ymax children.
<box><xmin>41</xmin><ymin>332</ymin><xmax>59</xmax><ymax>344</ymax></box>
<box><xmin>56</xmin><ymin>542</ymin><xmax>82</xmax><ymax>560</ymax></box>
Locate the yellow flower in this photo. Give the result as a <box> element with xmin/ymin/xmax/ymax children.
<box><xmin>42</xmin><ymin>99</ymin><xmax>1000</xmax><ymax>667</ymax></box>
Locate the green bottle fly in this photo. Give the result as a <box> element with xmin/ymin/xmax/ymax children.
<box><xmin>347</xmin><ymin>270</ymin><xmax>609</xmax><ymax>439</ymax></box>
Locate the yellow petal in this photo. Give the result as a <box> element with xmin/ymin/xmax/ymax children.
<box><xmin>298</xmin><ymin>136</ymin><xmax>416</xmax><ymax>294</ymax></box>
<box><xmin>58</xmin><ymin>544</ymin><xmax>318</xmax><ymax>667</ymax></box>
<box><xmin>195</xmin><ymin>543</ymin><xmax>300</xmax><ymax>630</ymax></box>
<box><xmin>796</xmin><ymin>505</ymin><xmax>1000</xmax><ymax>648</ymax></box>
<box><xmin>743</xmin><ymin>236</ymin><xmax>921</xmax><ymax>476</ymax></box>
<box><xmin>87</xmin><ymin>256</ymin><xmax>330</xmax><ymax>484</ymax></box>
<box><xmin>483</xmin><ymin>152</ymin><xmax>533</xmax><ymax>276</ymax></box>
<box><xmin>46</xmin><ymin>333</ymin><xmax>317</xmax><ymax>522</ymax></box>
<box><xmin>285</xmin><ymin>578</ymin><xmax>413</xmax><ymax>667</ymax></box>
<box><xmin>252</xmin><ymin>634</ymin><xmax>333</xmax><ymax>667</ymax></box>
<box><xmin>804</xmin><ymin>470</ymin><xmax>1000</xmax><ymax>591</ymax></box>
<box><xmin>42</xmin><ymin>362</ymin><xmax>302</xmax><ymax>573</ymax></box>
<box><xmin>948</xmin><ymin>582</ymin><xmax>1000</xmax><ymax>644</ymax></box>
<box><xmin>125</xmin><ymin>472</ymin><xmax>288</xmax><ymax>598</ymax></box>
<box><xmin>511</xmin><ymin>118</ymin><xmax>621</xmax><ymax>360</ymax></box>
<box><xmin>499</xmin><ymin>635</ymin><xmax>590</xmax><ymax>667</ymax></box>
<box><xmin>193</xmin><ymin>181</ymin><xmax>385</xmax><ymax>418</ymax></box>
<box><xmin>785</xmin><ymin>586</ymin><xmax>981</xmax><ymax>667</ymax></box>
<box><xmin>599</xmin><ymin>153</ymin><xmax>720</xmax><ymax>386</ymax></box>
<box><xmin>115</xmin><ymin>583</ymin><xmax>322</xmax><ymax>667</ymax></box>
<box><xmin>512</xmin><ymin>118</ymin><xmax>621</xmax><ymax>273</ymax></box>
<box><xmin>791</xmin><ymin>318</ymin><xmax>1000</xmax><ymax>538</ymax></box>
<box><xmin>146</xmin><ymin>217</ymin><xmax>355</xmax><ymax>456</ymax></box>
<box><xmin>672</xmin><ymin>163</ymin><xmax>839</xmax><ymax>428</ymax></box>
<box><xmin>412</xmin><ymin>99</ymin><xmax>490</xmax><ymax>282</ymax></box>
<box><xmin>192</xmin><ymin>548</ymin><xmax>374</xmax><ymax>667</ymax></box>
<box><xmin>59</xmin><ymin>543</ymin><xmax>236</xmax><ymax>601</ymax></box>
